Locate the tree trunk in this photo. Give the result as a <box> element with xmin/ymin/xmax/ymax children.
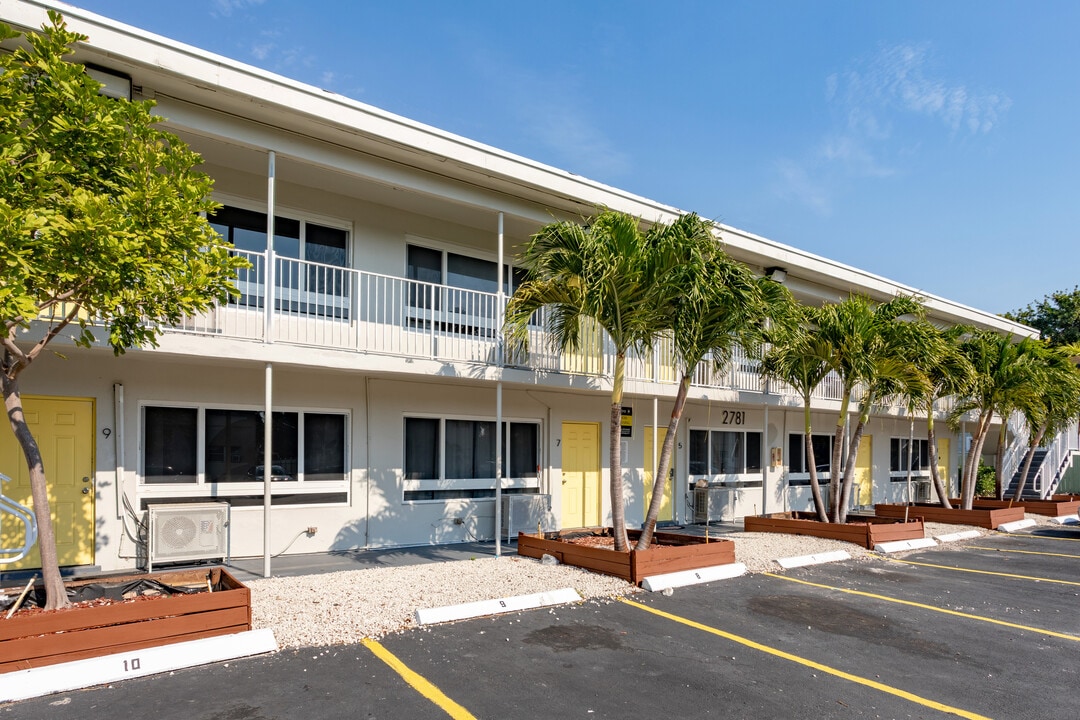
<box><xmin>2</xmin><ymin>367</ymin><xmax>69</xmax><ymax>610</ymax></box>
<box><xmin>828</xmin><ymin>394</ymin><xmax>851</xmax><ymax>523</ymax></box>
<box><xmin>609</xmin><ymin>353</ymin><xmax>629</xmax><ymax>551</ymax></box>
<box><xmin>804</xmin><ymin>401</ymin><xmax>829</xmax><ymax>522</ymax></box>
<box><xmin>926</xmin><ymin>413</ymin><xmax>951</xmax><ymax>508</ymax></box>
<box><xmin>994</xmin><ymin>421</ymin><xmax>1007</xmax><ymax>499</ymax></box>
<box><xmin>837</xmin><ymin>406</ymin><xmax>870</xmax><ymax>524</ymax></box>
<box><xmin>1012</xmin><ymin>426</ymin><xmax>1046</xmax><ymax>502</ymax></box>
<box><xmin>636</xmin><ymin>375</ymin><xmax>689</xmax><ymax>551</ymax></box>
<box><xmin>961</xmin><ymin>411</ymin><xmax>992</xmax><ymax>509</ymax></box>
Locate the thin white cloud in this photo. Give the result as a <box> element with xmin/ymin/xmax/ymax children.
<box><xmin>775</xmin><ymin>41</ymin><xmax>1010</xmax><ymax>214</ymax></box>
<box><xmin>468</xmin><ymin>48</ymin><xmax>631</xmax><ymax>180</ymax></box>
<box><xmin>211</xmin><ymin>0</ymin><xmax>266</xmax><ymax>18</ymax></box>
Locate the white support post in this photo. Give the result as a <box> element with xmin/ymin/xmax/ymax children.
<box><xmin>265</xmin><ymin>150</ymin><xmax>276</xmax><ymax>343</ymax></box>
<box><xmin>263</xmin><ymin>362</ymin><xmax>273</xmax><ymax>578</ymax></box>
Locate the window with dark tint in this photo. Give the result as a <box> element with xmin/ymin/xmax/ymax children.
<box><xmin>891</xmin><ymin>438</ymin><xmax>930</xmax><ymax>472</ymax></box>
<box><xmin>508</xmin><ymin>422</ymin><xmax>539</xmax><ymax>478</ymax></box>
<box><xmin>205</xmin><ymin>409</ymin><xmax>298</xmax><ymax>482</ymax></box>
<box><xmin>304</xmin><ymin>413</ymin><xmax>346</xmax><ymax>480</ymax></box>
<box><xmin>404</xmin><ymin>417</ymin><xmax>439</xmax><ymax>480</ymax></box>
<box><xmin>143</xmin><ymin>407</ymin><xmax>197</xmax><ymax>483</ymax></box>
<box><xmin>445</xmin><ymin>420</ymin><xmax>497</xmax><ymax>479</ymax></box>
<box><xmin>690</xmin><ymin>429</ymin><xmax>763</xmax><ymax>474</ymax></box>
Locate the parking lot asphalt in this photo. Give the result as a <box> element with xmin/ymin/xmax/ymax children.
<box><xmin>5</xmin><ymin>526</ymin><xmax>1080</xmax><ymax>719</ymax></box>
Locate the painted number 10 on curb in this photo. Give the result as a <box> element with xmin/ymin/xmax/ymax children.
<box><xmin>122</xmin><ymin>656</ymin><xmax>142</xmax><ymax>672</ymax></box>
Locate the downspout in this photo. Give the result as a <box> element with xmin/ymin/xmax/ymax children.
<box><xmin>652</xmin><ymin>396</ymin><xmax>658</xmax><ymax>525</ymax></box>
<box><xmin>364</xmin><ymin>376</ymin><xmax>371</xmax><ymax>549</ymax></box>
<box><xmin>762</xmin><ymin>400</ymin><xmax>769</xmax><ymax>516</ymax></box>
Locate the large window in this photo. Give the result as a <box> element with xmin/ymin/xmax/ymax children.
<box><xmin>403</xmin><ymin>416</ymin><xmax>540</xmax><ymax>501</ymax></box>
<box><xmin>209</xmin><ymin>204</ymin><xmax>350</xmax><ymax>317</ymax></box>
<box><xmin>406</xmin><ymin>243</ymin><xmax>525</xmax><ymax>334</ymax></box>
<box><xmin>141</xmin><ymin>405</ymin><xmax>348</xmax><ymax>505</ymax></box>
<box><xmin>890</xmin><ymin>438</ymin><xmax>930</xmax><ymax>474</ymax></box>
<box><xmin>689</xmin><ymin>429</ymin><xmax>762</xmax><ymax>476</ymax></box>
<box><xmin>787</xmin><ymin>433</ymin><xmax>835</xmax><ymax>484</ymax></box>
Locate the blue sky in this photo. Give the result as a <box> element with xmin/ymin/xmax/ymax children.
<box><xmin>65</xmin><ymin>0</ymin><xmax>1078</xmax><ymax>315</ymax></box>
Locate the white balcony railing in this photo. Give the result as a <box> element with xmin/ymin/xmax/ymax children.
<box><xmin>167</xmin><ymin>250</ymin><xmax>847</xmax><ymax>402</ymax></box>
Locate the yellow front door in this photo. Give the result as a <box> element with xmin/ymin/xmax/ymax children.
<box><xmin>855</xmin><ymin>435</ymin><xmax>873</xmax><ymax>507</ymax></box>
<box><xmin>644</xmin><ymin>426</ymin><xmax>673</xmax><ymax>522</ymax></box>
<box><xmin>936</xmin><ymin>437</ymin><xmax>950</xmax><ymax>500</ymax></box>
<box><xmin>0</xmin><ymin>396</ymin><xmax>95</xmax><ymax>570</ymax></box>
<box><xmin>560</xmin><ymin>422</ymin><xmax>601</xmax><ymax>529</ymax></box>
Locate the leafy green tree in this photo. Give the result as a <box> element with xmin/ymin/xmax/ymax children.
<box><xmin>636</xmin><ymin>219</ymin><xmax>796</xmax><ymax>550</ymax></box>
<box><xmin>1005</xmin><ymin>287</ymin><xmax>1080</xmax><ymax>347</ymax></box>
<box><xmin>505</xmin><ymin>210</ymin><xmax>686</xmax><ymax>551</ymax></box>
<box><xmin>1</xmin><ymin>13</ymin><xmax>246</xmax><ymax>609</ymax></box>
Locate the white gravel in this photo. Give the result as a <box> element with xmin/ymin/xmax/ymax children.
<box><xmin>248</xmin><ymin>518</ymin><xmax>1013</xmax><ymax>649</ymax></box>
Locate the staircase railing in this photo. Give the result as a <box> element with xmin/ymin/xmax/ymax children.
<box><xmin>1000</xmin><ymin>412</ymin><xmax>1030</xmax><ymax>492</ymax></box>
<box><xmin>1036</xmin><ymin>420</ymin><xmax>1080</xmax><ymax>498</ymax></box>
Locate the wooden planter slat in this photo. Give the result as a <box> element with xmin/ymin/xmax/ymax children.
<box><xmin>743</xmin><ymin>513</ymin><xmax>924</xmax><ymax>549</ymax></box>
<box><xmin>874</xmin><ymin>503</ymin><xmax>1026</xmax><ymax>529</ymax></box>
<box><xmin>517</xmin><ymin>530</ymin><xmax>735</xmax><ymax>585</ymax></box>
<box><xmin>0</xmin><ymin>624</ymin><xmax>250</xmax><ymax>674</ymax></box>
<box><xmin>0</xmin><ymin>568</ymin><xmax>251</xmax><ymax>673</ymax></box>
<box><xmin>3</xmin><ymin>605</ymin><xmax>251</xmax><ymax>662</ymax></box>
<box><xmin>955</xmin><ymin>497</ymin><xmax>1080</xmax><ymax>517</ymax></box>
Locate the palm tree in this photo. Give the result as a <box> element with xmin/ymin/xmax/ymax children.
<box><xmin>903</xmin><ymin>323</ymin><xmax>976</xmax><ymax>508</ymax></box>
<box><xmin>1011</xmin><ymin>343</ymin><xmax>1080</xmax><ymax>501</ymax></box>
<box><xmin>761</xmin><ymin>316</ymin><xmax>833</xmax><ymax>522</ymax></box>
<box><xmin>950</xmin><ymin>331</ymin><xmax>1043</xmax><ymax>509</ymax></box>
<box><xmin>812</xmin><ymin>295</ymin><xmax>923</xmax><ymax>522</ymax></box>
<box><xmin>636</xmin><ymin>232</ymin><xmax>796</xmax><ymax>550</ymax></box>
<box><xmin>505</xmin><ymin>210</ymin><xmax>695</xmax><ymax>552</ymax></box>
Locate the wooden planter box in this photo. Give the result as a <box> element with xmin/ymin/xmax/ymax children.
<box><xmin>0</xmin><ymin>567</ymin><xmax>250</xmax><ymax>674</ymax></box>
<box><xmin>743</xmin><ymin>512</ymin><xmax>925</xmax><ymax>549</ymax></box>
<box><xmin>955</xmin><ymin>497</ymin><xmax>1080</xmax><ymax>517</ymax></box>
<box><xmin>875</xmin><ymin>503</ymin><xmax>1026</xmax><ymax>530</ymax></box>
<box><xmin>516</xmin><ymin>529</ymin><xmax>735</xmax><ymax>585</ymax></box>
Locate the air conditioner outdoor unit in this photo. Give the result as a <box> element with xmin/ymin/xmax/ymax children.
<box><xmin>693</xmin><ymin>486</ymin><xmax>733</xmax><ymax>524</ymax></box>
<box><xmin>147</xmin><ymin>502</ymin><xmax>229</xmax><ymax>572</ymax></box>
<box><xmin>501</xmin><ymin>494</ymin><xmax>554</xmax><ymax>542</ymax></box>
<box><xmin>914</xmin><ymin>479</ymin><xmax>933</xmax><ymax>503</ymax></box>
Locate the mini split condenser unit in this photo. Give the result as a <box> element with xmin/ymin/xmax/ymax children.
<box><xmin>501</xmin><ymin>494</ymin><xmax>554</xmax><ymax>542</ymax></box>
<box><xmin>147</xmin><ymin>502</ymin><xmax>229</xmax><ymax>572</ymax></box>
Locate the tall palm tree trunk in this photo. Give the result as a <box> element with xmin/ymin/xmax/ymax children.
<box><xmin>828</xmin><ymin>395</ymin><xmax>851</xmax><ymax>522</ymax></box>
<box><xmin>961</xmin><ymin>411</ymin><xmax>993</xmax><ymax>509</ymax></box>
<box><xmin>636</xmin><ymin>376</ymin><xmax>690</xmax><ymax>551</ymax></box>
<box><xmin>609</xmin><ymin>353</ymin><xmax>629</xmax><ymax>551</ymax></box>
<box><xmin>805</xmin><ymin>403</ymin><xmax>829</xmax><ymax>522</ymax></box>
<box><xmin>2</xmin><ymin>369</ymin><xmax>69</xmax><ymax>610</ymax></box>
<box><xmin>994</xmin><ymin>422</ymin><xmax>1008</xmax><ymax>499</ymax></box>
<box><xmin>838</xmin><ymin>407</ymin><xmax>871</xmax><ymax>524</ymax></box>
<box><xmin>926</xmin><ymin>413</ymin><xmax>951</xmax><ymax>508</ymax></box>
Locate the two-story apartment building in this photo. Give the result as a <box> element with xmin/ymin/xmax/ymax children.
<box><xmin>0</xmin><ymin>1</ymin><xmax>1047</xmax><ymax>576</ymax></box>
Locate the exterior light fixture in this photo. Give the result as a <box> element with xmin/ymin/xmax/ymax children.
<box><xmin>85</xmin><ymin>64</ymin><xmax>132</xmax><ymax>101</ymax></box>
<box><xmin>765</xmin><ymin>266</ymin><xmax>787</xmax><ymax>283</ymax></box>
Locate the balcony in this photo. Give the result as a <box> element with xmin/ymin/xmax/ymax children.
<box><xmin>169</xmin><ymin>250</ymin><xmax>847</xmax><ymax>400</ymax></box>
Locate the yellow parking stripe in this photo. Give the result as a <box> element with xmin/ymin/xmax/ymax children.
<box><xmin>363</xmin><ymin>638</ymin><xmax>477</xmax><ymax>720</ymax></box>
<box><xmin>963</xmin><ymin>545</ymin><xmax>1080</xmax><ymax>559</ymax></box>
<box><xmin>887</xmin><ymin>557</ymin><xmax>1080</xmax><ymax>586</ymax></box>
<box><xmin>764</xmin><ymin>572</ymin><xmax>1080</xmax><ymax>642</ymax></box>
<box><xmin>619</xmin><ymin>598</ymin><xmax>990</xmax><ymax>720</ymax></box>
